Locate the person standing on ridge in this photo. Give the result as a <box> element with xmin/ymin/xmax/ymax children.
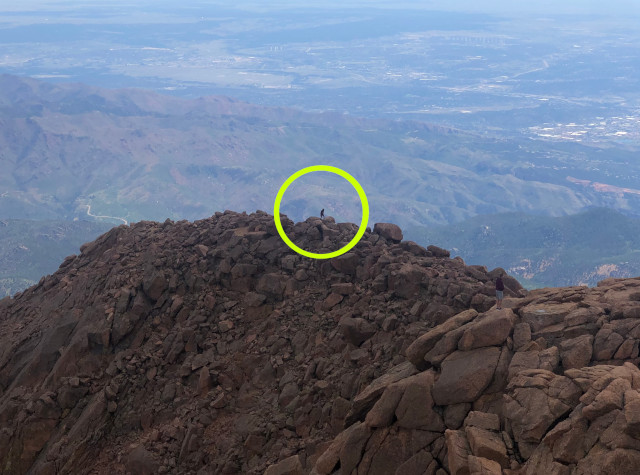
<box><xmin>495</xmin><ymin>273</ymin><xmax>505</xmax><ymax>310</ymax></box>
<box><xmin>320</xmin><ymin>209</ymin><xmax>325</xmax><ymax>219</ymax></box>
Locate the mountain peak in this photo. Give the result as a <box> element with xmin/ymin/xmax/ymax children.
<box><xmin>0</xmin><ymin>210</ymin><xmax>508</xmax><ymax>473</ymax></box>
<box><xmin>2</xmin><ymin>210</ymin><xmax>637</xmax><ymax>474</ymax></box>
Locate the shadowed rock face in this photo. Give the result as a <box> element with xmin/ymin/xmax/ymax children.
<box><xmin>0</xmin><ymin>211</ymin><xmax>514</xmax><ymax>474</ymax></box>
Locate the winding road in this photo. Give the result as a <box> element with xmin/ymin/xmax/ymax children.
<box><xmin>82</xmin><ymin>204</ymin><xmax>128</xmax><ymax>225</ymax></box>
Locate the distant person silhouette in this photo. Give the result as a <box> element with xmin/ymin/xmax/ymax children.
<box><xmin>495</xmin><ymin>273</ymin><xmax>505</xmax><ymax>310</ymax></box>
<box><xmin>320</xmin><ymin>209</ymin><xmax>325</xmax><ymax>219</ymax></box>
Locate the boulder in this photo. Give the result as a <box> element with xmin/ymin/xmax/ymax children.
<box><xmin>405</xmin><ymin>309</ymin><xmax>478</xmax><ymax>369</ymax></box>
<box><xmin>503</xmin><ymin>370</ymin><xmax>582</xmax><ymax>459</ymax></box>
<box><xmin>395</xmin><ymin>371</ymin><xmax>444</xmax><ymax>431</ymax></box>
<box><xmin>512</xmin><ymin>322</ymin><xmax>532</xmax><ymax>351</ymax></box>
<box><xmin>463</xmin><ymin>412</ymin><xmax>500</xmax><ymax>432</ymax></box>
<box><xmin>575</xmin><ymin>448</ymin><xmax>640</xmax><ymax>475</ymax></box>
<box><xmin>313</xmin><ymin>422</ymin><xmax>371</xmax><ymax>475</ymax></box>
<box><xmin>464</xmin><ymin>426</ymin><xmax>508</xmax><ymax>468</ymax></box>
<box><xmin>425</xmin><ymin>325</ymin><xmax>469</xmax><ymax>367</ymax></box>
<box><xmin>560</xmin><ymin>334</ymin><xmax>594</xmax><ymax>370</ymax></box>
<box><xmin>508</xmin><ymin>346</ymin><xmax>559</xmax><ymax>380</ymax></box>
<box><xmin>395</xmin><ymin>450</ymin><xmax>436</xmax><ymax>475</ymax></box>
<box><xmin>427</xmin><ymin>245</ymin><xmax>450</xmax><ymax>258</ymax></box>
<box><xmin>624</xmin><ymin>389</ymin><xmax>640</xmax><ymax>437</ymax></box>
<box><xmin>256</xmin><ymin>273</ymin><xmax>288</xmax><ymax>298</ymax></box>
<box><xmin>520</xmin><ymin>302</ymin><xmax>578</xmax><ymax>333</ymax></box>
<box><xmin>432</xmin><ymin>347</ymin><xmax>501</xmax><ymax>405</ymax></box>
<box><xmin>388</xmin><ymin>263</ymin><xmax>428</xmax><ymax>299</ymax></box>
<box><xmin>373</xmin><ymin>223</ymin><xmax>403</xmax><ymax>242</ymax></box>
<box><xmin>330</xmin><ymin>253</ymin><xmax>359</xmax><ymax>275</ymax></box>
<box><xmin>444</xmin><ymin>403</ymin><xmax>472</xmax><ymax>430</ymax></box>
<box><xmin>142</xmin><ymin>272</ymin><xmax>168</xmax><ymax>302</ymax></box>
<box><xmin>467</xmin><ymin>455</ymin><xmax>502</xmax><ymax>475</ymax></box>
<box><xmin>356</xmin><ymin>427</ymin><xmax>417</xmax><ymax>475</ymax></box>
<box><xmin>445</xmin><ymin>429</ymin><xmax>471</xmax><ymax>475</ymax></box>
<box><xmin>581</xmin><ymin>378</ymin><xmax>628</xmax><ymax>421</ymax></box>
<box><xmin>593</xmin><ymin>324</ymin><xmax>626</xmax><ymax>361</ymax></box>
<box><xmin>323</xmin><ymin>292</ymin><xmax>343</xmax><ymax>310</ymax></box>
<box><xmin>265</xmin><ymin>455</ymin><xmax>304</xmax><ymax>475</ymax></box>
<box><xmin>125</xmin><ymin>446</ymin><xmax>158</xmax><ymax>475</ymax></box>
<box><xmin>457</xmin><ymin>310</ymin><xmax>515</xmax><ymax>351</ymax></box>
<box><xmin>365</xmin><ymin>381</ymin><xmax>408</xmax><ymax>428</ymax></box>
<box><xmin>345</xmin><ymin>362</ymin><xmax>417</xmax><ymax>426</ymax></box>
<box><xmin>339</xmin><ymin>316</ymin><xmax>377</xmax><ymax>347</ymax></box>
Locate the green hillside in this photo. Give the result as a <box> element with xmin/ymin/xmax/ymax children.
<box><xmin>1</xmin><ymin>74</ymin><xmax>639</xmax><ymax>230</ymax></box>
<box><xmin>0</xmin><ymin>219</ymin><xmax>113</xmax><ymax>296</ymax></box>
<box><xmin>406</xmin><ymin>208</ymin><xmax>640</xmax><ymax>288</ymax></box>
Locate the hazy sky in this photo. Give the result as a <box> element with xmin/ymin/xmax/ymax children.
<box><xmin>6</xmin><ymin>0</ymin><xmax>640</xmax><ymax>16</ymax></box>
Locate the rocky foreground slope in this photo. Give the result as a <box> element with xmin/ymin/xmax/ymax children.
<box><xmin>0</xmin><ymin>211</ymin><xmax>639</xmax><ymax>474</ymax></box>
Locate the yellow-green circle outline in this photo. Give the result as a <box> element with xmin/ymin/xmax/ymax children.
<box><xmin>273</xmin><ymin>165</ymin><xmax>369</xmax><ymax>259</ymax></box>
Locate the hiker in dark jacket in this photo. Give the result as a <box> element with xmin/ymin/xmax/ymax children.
<box><xmin>320</xmin><ymin>209</ymin><xmax>325</xmax><ymax>219</ymax></box>
<box><xmin>496</xmin><ymin>273</ymin><xmax>505</xmax><ymax>310</ymax></box>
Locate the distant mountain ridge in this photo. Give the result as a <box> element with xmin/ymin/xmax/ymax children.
<box><xmin>1</xmin><ymin>73</ymin><xmax>639</xmax><ymax>230</ymax></box>
<box><xmin>406</xmin><ymin>207</ymin><xmax>640</xmax><ymax>288</ymax></box>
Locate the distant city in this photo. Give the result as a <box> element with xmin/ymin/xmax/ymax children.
<box><xmin>529</xmin><ymin>115</ymin><xmax>640</xmax><ymax>143</ymax></box>
<box><xmin>0</xmin><ymin>2</ymin><xmax>638</xmax><ymax>145</ymax></box>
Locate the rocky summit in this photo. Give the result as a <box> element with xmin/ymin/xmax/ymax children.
<box><xmin>0</xmin><ymin>211</ymin><xmax>639</xmax><ymax>474</ymax></box>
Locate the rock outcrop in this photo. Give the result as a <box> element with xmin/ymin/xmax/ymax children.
<box><xmin>312</xmin><ymin>280</ymin><xmax>640</xmax><ymax>475</ymax></box>
<box><xmin>3</xmin><ymin>210</ymin><xmax>640</xmax><ymax>474</ymax></box>
<box><xmin>0</xmin><ymin>211</ymin><xmax>514</xmax><ymax>474</ymax></box>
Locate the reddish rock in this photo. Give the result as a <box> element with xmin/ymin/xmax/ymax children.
<box><xmin>365</xmin><ymin>381</ymin><xmax>408</xmax><ymax>428</ymax></box>
<box><xmin>345</xmin><ymin>362</ymin><xmax>417</xmax><ymax>426</ymax></box>
<box><xmin>513</xmin><ymin>322</ymin><xmax>532</xmax><ymax>350</ymax></box>
<box><xmin>373</xmin><ymin>223</ymin><xmax>403</xmax><ymax>242</ymax></box>
<box><xmin>624</xmin><ymin>389</ymin><xmax>640</xmax><ymax>437</ymax></box>
<box><xmin>432</xmin><ymin>347</ymin><xmax>501</xmax><ymax>405</ymax></box>
<box><xmin>427</xmin><ymin>245</ymin><xmax>450</xmax><ymax>258</ymax></box>
<box><xmin>330</xmin><ymin>253</ymin><xmax>359</xmax><ymax>275</ymax></box>
<box><xmin>395</xmin><ymin>450</ymin><xmax>436</xmax><ymax>475</ymax></box>
<box><xmin>504</xmin><ymin>370</ymin><xmax>581</xmax><ymax>459</ymax></box>
<box><xmin>313</xmin><ymin>422</ymin><xmax>371</xmax><ymax>474</ymax></box>
<box><xmin>444</xmin><ymin>403</ymin><xmax>472</xmax><ymax>430</ymax></box>
<box><xmin>143</xmin><ymin>272</ymin><xmax>167</xmax><ymax>302</ymax></box>
<box><xmin>338</xmin><ymin>316</ymin><xmax>377</xmax><ymax>347</ymax></box>
<box><xmin>265</xmin><ymin>454</ymin><xmax>304</xmax><ymax>475</ymax></box>
<box><xmin>405</xmin><ymin>309</ymin><xmax>478</xmax><ymax>369</ymax></box>
<box><xmin>560</xmin><ymin>334</ymin><xmax>594</xmax><ymax>369</ymax></box>
<box><xmin>395</xmin><ymin>371</ymin><xmax>444</xmax><ymax>431</ymax></box>
<box><xmin>464</xmin><ymin>411</ymin><xmax>500</xmax><ymax>432</ymax></box>
<box><xmin>125</xmin><ymin>446</ymin><xmax>158</xmax><ymax>475</ymax></box>
<box><xmin>457</xmin><ymin>310</ymin><xmax>515</xmax><ymax>351</ymax></box>
<box><xmin>331</xmin><ymin>283</ymin><xmax>354</xmax><ymax>295</ymax></box>
<box><xmin>467</xmin><ymin>455</ymin><xmax>502</xmax><ymax>475</ymax></box>
<box><xmin>593</xmin><ymin>324</ymin><xmax>626</xmax><ymax>361</ymax></box>
<box><xmin>520</xmin><ymin>302</ymin><xmax>577</xmax><ymax>333</ymax></box>
<box><xmin>198</xmin><ymin>367</ymin><xmax>211</xmax><ymax>396</ymax></box>
<box><xmin>256</xmin><ymin>273</ymin><xmax>288</xmax><ymax>298</ymax></box>
<box><xmin>445</xmin><ymin>429</ymin><xmax>471</xmax><ymax>475</ymax></box>
<box><xmin>465</xmin><ymin>426</ymin><xmax>508</xmax><ymax>468</ymax></box>
<box><xmin>388</xmin><ymin>263</ymin><xmax>428</xmax><ymax>299</ymax></box>
<box><xmin>322</xmin><ymin>292</ymin><xmax>343</xmax><ymax>310</ymax></box>
<box><xmin>508</xmin><ymin>346</ymin><xmax>559</xmax><ymax>380</ymax></box>
<box><xmin>3</xmin><ymin>210</ymin><xmax>640</xmax><ymax>475</ymax></box>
